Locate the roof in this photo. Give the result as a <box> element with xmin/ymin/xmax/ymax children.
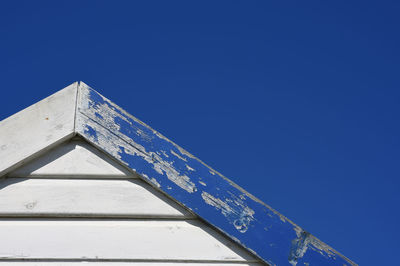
<box><xmin>0</xmin><ymin>82</ymin><xmax>356</xmax><ymax>266</ymax></box>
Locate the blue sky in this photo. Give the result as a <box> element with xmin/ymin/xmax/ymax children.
<box><xmin>1</xmin><ymin>1</ymin><xmax>399</xmax><ymax>265</ymax></box>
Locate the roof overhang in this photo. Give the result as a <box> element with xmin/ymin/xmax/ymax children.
<box><xmin>0</xmin><ymin>82</ymin><xmax>356</xmax><ymax>266</ymax></box>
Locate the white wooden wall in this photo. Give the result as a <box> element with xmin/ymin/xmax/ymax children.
<box><xmin>0</xmin><ymin>138</ymin><xmax>263</xmax><ymax>265</ymax></box>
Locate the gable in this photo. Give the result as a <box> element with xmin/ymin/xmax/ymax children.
<box><xmin>0</xmin><ymin>82</ymin><xmax>356</xmax><ymax>266</ymax></box>
<box><xmin>9</xmin><ymin>138</ymin><xmax>134</xmax><ymax>178</ymax></box>
<box><xmin>0</xmin><ymin>138</ymin><xmax>262</xmax><ymax>265</ymax></box>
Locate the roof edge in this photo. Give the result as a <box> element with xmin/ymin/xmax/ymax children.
<box><xmin>75</xmin><ymin>82</ymin><xmax>357</xmax><ymax>266</ymax></box>
<box><xmin>0</xmin><ymin>81</ymin><xmax>356</xmax><ymax>265</ymax></box>
<box><xmin>0</xmin><ymin>82</ymin><xmax>78</xmax><ymax>176</ymax></box>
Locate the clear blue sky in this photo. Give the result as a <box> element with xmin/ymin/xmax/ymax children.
<box><xmin>1</xmin><ymin>1</ymin><xmax>399</xmax><ymax>265</ymax></box>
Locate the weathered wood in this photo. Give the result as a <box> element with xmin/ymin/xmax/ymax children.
<box><xmin>0</xmin><ymin>178</ymin><xmax>192</xmax><ymax>218</ymax></box>
<box><xmin>0</xmin><ymin>220</ymin><xmax>258</xmax><ymax>262</ymax></box>
<box><xmin>0</xmin><ymin>81</ymin><xmax>355</xmax><ymax>265</ymax></box>
<box><xmin>0</xmin><ymin>139</ymin><xmax>261</xmax><ymax>264</ymax></box>
<box><xmin>0</xmin><ymin>262</ymin><xmax>263</xmax><ymax>265</ymax></box>
<box><xmin>9</xmin><ymin>139</ymin><xmax>133</xmax><ymax>178</ymax></box>
<box><xmin>76</xmin><ymin>82</ymin><xmax>356</xmax><ymax>265</ymax></box>
<box><xmin>0</xmin><ymin>83</ymin><xmax>77</xmax><ymax>177</ymax></box>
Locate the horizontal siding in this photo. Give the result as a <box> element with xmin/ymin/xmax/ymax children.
<box><xmin>0</xmin><ymin>178</ymin><xmax>192</xmax><ymax>218</ymax></box>
<box><xmin>8</xmin><ymin>140</ymin><xmax>134</xmax><ymax>178</ymax></box>
<box><xmin>1</xmin><ymin>139</ymin><xmax>264</xmax><ymax>265</ymax></box>
<box><xmin>0</xmin><ymin>220</ymin><xmax>257</xmax><ymax>262</ymax></box>
<box><xmin>0</xmin><ymin>262</ymin><xmax>263</xmax><ymax>265</ymax></box>
<box><xmin>0</xmin><ymin>261</ymin><xmax>264</xmax><ymax>266</ymax></box>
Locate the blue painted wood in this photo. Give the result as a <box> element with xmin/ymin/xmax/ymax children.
<box><xmin>76</xmin><ymin>82</ymin><xmax>356</xmax><ymax>266</ymax></box>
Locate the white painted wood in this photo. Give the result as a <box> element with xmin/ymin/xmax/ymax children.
<box><xmin>1</xmin><ymin>129</ymin><xmax>262</xmax><ymax>264</ymax></box>
<box><xmin>0</xmin><ymin>178</ymin><xmax>192</xmax><ymax>217</ymax></box>
<box><xmin>0</xmin><ymin>262</ymin><xmax>263</xmax><ymax>265</ymax></box>
<box><xmin>0</xmin><ymin>263</ymin><xmax>263</xmax><ymax>265</ymax></box>
<box><xmin>9</xmin><ymin>139</ymin><xmax>133</xmax><ymax>178</ymax></box>
<box><xmin>0</xmin><ymin>83</ymin><xmax>77</xmax><ymax>177</ymax></box>
<box><xmin>0</xmin><ymin>220</ymin><xmax>258</xmax><ymax>262</ymax></box>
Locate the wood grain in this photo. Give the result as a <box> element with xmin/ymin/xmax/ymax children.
<box><xmin>0</xmin><ymin>220</ymin><xmax>258</xmax><ymax>262</ymax></box>
<box><xmin>0</xmin><ymin>178</ymin><xmax>192</xmax><ymax>218</ymax></box>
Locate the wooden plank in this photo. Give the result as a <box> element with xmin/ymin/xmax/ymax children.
<box><xmin>0</xmin><ymin>83</ymin><xmax>77</xmax><ymax>177</ymax></box>
<box><xmin>0</xmin><ymin>262</ymin><xmax>263</xmax><ymax>265</ymax></box>
<box><xmin>0</xmin><ymin>220</ymin><xmax>258</xmax><ymax>262</ymax></box>
<box><xmin>76</xmin><ymin>82</ymin><xmax>356</xmax><ymax>266</ymax></box>
<box><xmin>9</xmin><ymin>139</ymin><xmax>134</xmax><ymax>178</ymax></box>
<box><xmin>0</xmin><ymin>178</ymin><xmax>192</xmax><ymax>217</ymax></box>
<box><xmin>0</xmin><ymin>81</ymin><xmax>354</xmax><ymax>265</ymax></box>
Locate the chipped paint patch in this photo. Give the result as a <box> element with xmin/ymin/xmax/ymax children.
<box><xmin>186</xmin><ymin>164</ymin><xmax>195</xmax><ymax>171</ymax></box>
<box><xmin>202</xmin><ymin>192</ymin><xmax>235</xmax><ymax>216</ymax></box>
<box><xmin>150</xmin><ymin>177</ymin><xmax>161</xmax><ymax>188</ymax></box>
<box><xmin>171</xmin><ymin>149</ymin><xmax>187</xmax><ymax>162</ymax></box>
<box><xmin>288</xmin><ymin>226</ymin><xmax>356</xmax><ymax>266</ymax></box>
<box><xmin>161</xmin><ymin>165</ymin><xmax>196</xmax><ymax>193</ymax></box>
<box><xmin>160</xmin><ymin>150</ymin><xmax>169</xmax><ymax>158</ymax></box>
<box><xmin>201</xmin><ymin>192</ymin><xmax>254</xmax><ymax>233</ymax></box>
<box><xmin>289</xmin><ymin>228</ymin><xmax>311</xmax><ymax>266</ymax></box>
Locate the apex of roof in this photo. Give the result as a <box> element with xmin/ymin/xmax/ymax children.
<box><xmin>0</xmin><ymin>82</ymin><xmax>356</xmax><ymax>266</ymax></box>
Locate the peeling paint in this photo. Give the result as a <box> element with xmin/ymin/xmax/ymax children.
<box><xmin>171</xmin><ymin>150</ymin><xmax>187</xmax><ymax>162</ymax></box>
<box><xmin>80</xmin><ymin>118</ymin><xmax>197</xmax><ymax>193</ymax></box>
<box><xmin>186</xmin><ymin>164</ymin><xmax>195</xmax><ymax>171</ymax></box>
<box><xmin>76</xmin><ymin>82</ymin><xmax>357</xmax><ymax>266</ymax></box>
<box><xmin>78</xmin><ymin>87</ymin><xmax>197</xmax><ymax>194</ymax></box>
<box><xmin>201</xmin><ymin>192</ymin><xmax>255</xmax><ymax>233</ymax></box>
<box><xmin>288</xmin><ymin>228</ymin><xmax>311</xmax><ymax>266</ymax></box>
<box><xmin>150</xmin><ymin>177</ymin><xmax>161</xmax><ymax>188</ymax></box>
<box><xmin>202</xmin><ymin>192</ymin><xmax>235</xmax><ymax>216</ymax></box>
<box><xmin>160</xmin><ymin>150</ymin><xmax>169</xmax><ymax>158</ymax></box>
